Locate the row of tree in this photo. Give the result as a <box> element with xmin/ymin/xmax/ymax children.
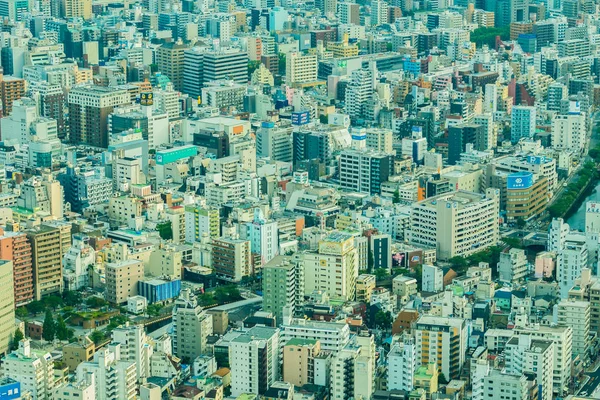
<box><xmin>42</xmin><ymin>309</ymin><xmax>73</xmax><ymax>342</ymax></box>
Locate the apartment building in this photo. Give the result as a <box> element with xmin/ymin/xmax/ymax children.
<box><xmin>105</xmin><ymin>260</ymin><xmax>144</xmax><ymax>305</ymax></box>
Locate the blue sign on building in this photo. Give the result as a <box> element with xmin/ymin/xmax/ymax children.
<box><xmin>138</xmin><ymin>279</ymin><xmax>181</xmax><ymax>304</ymax></box>
<box><xmin>0</xmin><ymin>379</ymin><xmax>21</xmax><ymax>400</ymax></box>
<box><xmin>507</xmin><ymin>172</ymin><xmax>534</xmax><ymax>190</ymax></box>
<box><xmin>291</xmin><ymin>111</ymin><xmax>310</xmax><ymax>126</ymax></box>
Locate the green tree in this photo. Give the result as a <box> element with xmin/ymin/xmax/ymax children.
<box><xmin>90</xmin><ymin>330</ymin><xmax>105</xmax><ymax>345</ymax></box>
<box><xmin>248</xmin><ymin>60</ymin><xmax>261</xmax><ymax>79</ymax></box>
<box><xmin>86</xmin><ymin>297</ymin><xmax>107</xmax><ymax>308</ymax></box>
<box><xmin>449</xmin><ymin>256</ymin><xmax>468</xmax><ymax>271</ymax></box>
<box><xmin>63</xmin><ymin>291</ymin><xmax>82</xmax><ymax>307</ymax></box>
<box><xmin>56</xmin><ymin>315</ymin><xmax>69</xmax><ymax>341</ymax></box>
<box><xmin>502</xmin><ymin>237</ymin><xmax>523</xmax><ymax>249</ymax></box>
<box><xmin>147</xmin><ymin>304</ymin><xmax>162</xmax><ymax>317</ymax></box>
<box><xmin>156</xmin><ymin>221</ymin><xmax>173</xmax><ymax>240</ymax></box>
<box><xmin>278</xmin><ymin>53</ymin><xmax>286</xmax><ymax>75</ymax></box>
<box><xmin>439</xmin><ymin>373</ymin><xmax>449</xmax><ymax>384</ymax></box>
<box><xmin>27</xmin><ymin>301</ymin><xmax>45</xmax><ymax>315</ymax></box>
<box><xmin>15</xmin><ymin>307</ymin><xmax>28</xmax><ymax>319</ymax></box>
<box><xmin>392</xmin><ymin>189</ymin><xmax>401</xmax><ymax>204</ymax></box>
<box><xmin>11</xmin><ymin>329</ymin><xmax>24</xmax><ymax>350</ymax></box>
<box><xmin>515</xmin><ymin>218</ymin><xmax>526</xmax><ymax>229</ymax></box>
<box><xmin>374</xmin><ymin>310</ymin><xmax>393</xmax><ymax>329</ymax></box>
<box><xmin>44</xmin><ymin>295</ymin><xmax>63</xmax><ymax>310</ymax></box>
<box><xmin>42</xmin><ymin>309</ymin><xmax>55</xmax><ymax>341</ymax></box>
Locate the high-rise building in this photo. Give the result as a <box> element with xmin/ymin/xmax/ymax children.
<box><xmin>68</xmin><ymin>86</ymin><xmax>130</xmax><ymax>148</ymax></box>
<box><xmin>244</xmin><ymin>208</ymin><xmax>278</xmax><ymax>266</ymax></box>
<box><xmin>415</xmin><ymin>316</ymin><xmax>467</xmax><ymax>379</ymax></box>
<box><xmin>0</xmin><ymin>0</ymin><xmax>29</xmax><ymax>21</ymax></box>
<box><xmin>422</xmin><ymin>264</ymin><xmax>443</xmax><ymax>292</ymax></box>
<box><xmin>504</xmin><ymin>335</ymin><xmax>554</xmax><ymax>400</ymax></box>
<box><xmin>3</xmin><ymin>340</ymin><xmax>54</xmax><ymax>399</ymax></box>
<box><xmin>337</xmin><ymin>2</ymin><xmax>360</xmax><ymax>24</ymax></box>
<box><xmin>182</xmin><ymin>47</ymin><xmax>204</xmax><ymax>100</ymax></box>
<box><xmin>285</xmin><ymin>52</ymin><xmax>318</xmax><ymax>86</ymax></box>
<box><xmin>513</xmin><ymin>323</ymin><xmax>572</xmax><ymax>396</ymax></box>
<box><xmin>387</xmin><ymin>339</ymin><xmax>417</xmax><ymax>392</ymax></box>
<box><xmin>0</xmin><ymin>260</ymin><xmax>14</xmax><ymax>355</ymax></box>
<box><xmin>365</xmin><ymin>128</ymin><xmax>393</xmax><ymax>153</ymax></box>
<box><xmin>556</xmin><ymin>299</ymin><xmax>590</xmax><ymax>360</ymax></box>
<box><xmin>211</xmin><ymin>237</ymin><xmax>252</xmax><ymax>282</ymax></box>
<box><xmin>330</xmin><ymin>334</ymin><xmax>376</xmax><ymax>400</ymax></box>
<box><xmin>0</xmin><ymin>75</ymin><xmax>26</xmax><ymax>117</ymax></box>
<box><xmin>28</xmin><ymin>81</ymin><xmax>68</xmax><ymax>140</ymax></box>
<box><xmin>172</xmin><ymin>289</ymin><xmax>213</xmax><ymax>361</ymax></box>
<box><xmin>316</xmin><ymin>0</ymin><xmax>336</xmax><ymax>15</ymax></box>
<box><xmin>448</xmin><ymin>124</ymin><xmax>484</xmax><ymax>165</ymax></box>
<box><xmin>371</xmin><ymin>0</ymin><xmax>389</xmax><ymax>25</ymax></box>
<box><xmin>345</xmin><ymin>64</ymin><xmax>376</xmax><ymax>122</ymax></box>
<box><xmin>256</xmin><ymin>122</ymin><xmax>293</xmax><ymax>162</ymax></box>
<box><xmin>302</xmin><ymin>231</ymin><xmax>358</xmax><ymax>301</ymax></box>
<box><xmin>60</xmin><ymin>0</ymin><xmax>91</xmax><ymax>18</ymax></box>
<box><xmin>111</xmin><ymin>324</ymin><xmax>154</xmax><ymax>381</ymax></box>
<box><xmin>76</xmin><ymin>344</ymin><xmax>137</xmax><ymax>400</ymax></box>
<box><xmin>63</xmin><ymin>235</ymin><xmax>96</xmax><ymax>291</ymax></box>
<box><xmin>230</xmin><ymin>326</ymin><xmax>280</xmax><ymax>396</ymax></box>
<box><xmin>27</xmin><ymin>225</ymin><xmax>64</xmax><ymax>300</ymax></box>
<box><xmin>58</xmin><ymin>167</ymin><xmax>113</xmax><ymax>213</ymax></box>
<box><xmin>557</xmin><ymin>232</ymin><xmax>588</xmax><ymax>298</ymax></box>
<box><xmin>0</xmin><ymin>230</ymin><xmax>33</xmax><ymax>307</ymax></box>
<box><xmin>263</xmin><ymin>256</ymin><xmax>302</xmax><ymax>325</ymax></box>
<box><xmin>511</xmin><ymin>106</ymin><xmax>536</xmax><ymax>143</ymax></box>
<box><xmin>339</xmin><ymin>149</ymin><xmax>394</xmax><ymax>195</ymax></box>
<box><xmin>551</xmin><ymin>112</ymin><xmax>587</xmax><ymax>154</ymax></box>
<box><xmin>156</xmin><ymin>41</ymin><xmax>188</xmax><ymax>92</ymax></box>
<box><xmin>408</xmin><ymin>189</ymin><xmax>500</xmax><ymax>260</ymax></box>
<box><xmin>203</xmin><ymin>50</ymin><xmax>249</xmax><ymax>86</ymax></box>
<box><xmin>281</xmin><ymin>318</ymin><xmax>350</xmax><ymax>352</ymax></box>
<box><xmin>105</xmin><ymin>260</ymin><xmax>144</xmax><ymax>305</ymax></box>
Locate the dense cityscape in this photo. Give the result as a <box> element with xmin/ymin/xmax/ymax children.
<box><xmin>0</xmin><ymin>0</ymin><xmax>598</xmax><ymax>399</ymax></box>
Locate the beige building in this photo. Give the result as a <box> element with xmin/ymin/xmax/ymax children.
<box><xmin>148</xmin><ymin>246</ymin><xmax>182</xmax><ymax>279</ymax></box>
<box><xmin>61</xmin><ymin>0</ymin><xmax>91</xmax><ymax>19</ymax></box>
<box><xmin>302</xmin><ymin>231</ymin><xmax>359</xmax><ymax>301</ymax></box>
<box><xmin>156</xmin><ymin>42</ymin><xmax>188</xmax><ymax>92</ymax></box>
<box><xmin>356</xmin><ymin>274</ymin><xmax>376</xmax><ymax>302</ymax></box>
<box><xmin>27</xmin><ymin>225</ymin><xmax>64</xmax><ymax>300</ymax></box>
<box><xmin>62</xmin><ymin>336</ymin><xmax>95</xmax><ymax>372</ymax></box>
<box><xmin>105</xmin><ymin>260</ymin><xmax>144</xmax><ymax>304</ymax></box>
<box><xmin>172</xmin><ymin>289</ymin><xmax>213</xmax><ymax>361</ymax></box>
<box><xmin>211</xmin><ymin>237</ymin><xmax>252</xmax><ymax>282</ymax></box>
<box><xmin>166</xmin><ymin>206</ymin><xmax>186</xmax><ymax>244</ymax></box>
<box><xmin>556</xmin><ymin>299</ymin><xmax>590</xmax><ymax>360</ymax></box>
<box><xmin>286</xmin><ymin>52</ymin><xmax>318</xmax><ymax>85</ymax></box>
<box><xmin>282</xmin><ymin>338</ymin><xmax>321</xmax><ymax>387</ymax></box>
<box><xmin>109</xmin><ymin>196</ymin><xmax>143</xmax><ymax>224</ymax></box>
<box><xmin>366</xmin><ymin>128</ymin><xmax>393</xmax><ymax>154</ymax></box>
<box><xmin>408</xmin><ymin>189</ymin><xmax>500</xmax><ymax>260</ymax></box>
<box><xmin>0</xmin><ymin>260</ymin><xmax>14</xmax><ymax>355</ymax></box>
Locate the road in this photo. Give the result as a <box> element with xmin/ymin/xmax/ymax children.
<box><xmin>579</xmin><ymin>365</ymin><xmax>600</xmax><ymax>398</ymax></box>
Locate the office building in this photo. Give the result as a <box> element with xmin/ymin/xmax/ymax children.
<box><xmin>27</xmin><ymin>225</ymin><xmax>64</xmax><ymax>300</ymax></box>
<box><xmin>338</xmin><ymin>2</ymin><xmax>360</xmax><ymax>24</ymax></box>
<box><xmin>230</xmin><ymin>326</ymin><xmax>280</xmax><ymax>396</ymax></box>
<box><xmin>557</xmin><ymin>233</ymin><xmax>588</xmax><ymax>298</ymax></box>
<box><xmin>483</xmin><ymin>371</ymin><xmax>528</xmax><ymax>400</ymax></box>
<box><xmin>63</xmin><ymin>235</ymin><xmax>96</xmax><ymax>291</ymax></box>
<box><xmin>408</xmin><ymin>189</ymin><xmax>500</xmax><ymax>260</ymax></box>
<box><xmin>365</xmin><ymin>128</ymin><xmax>393</xmax><ymax>154</ymax></box>
<box><xmin>281</xmin><ymin>318</ymin><xmax>350</xmax><ymax>352</ymax></box>
<box><xmin>211</xmin><ymin>237</ymin><xmax>252</xmax><ymax>282</ymax></box>
<box><xmin>511</xmin><ymin>106</ymin><xmax>536</xmax><ymax>143</ymax></box>
<box><xmin>201</xmin><ymin>81</ymin><xmax>246</xmax><ymax>109</ymax></box>
<box><xmin>256</xmin><ymin>122</ymin><xmax>293</xmax><ymax>162</ymax></box>
<box><xmin>448</xmin><ymin>124</ymin><xmax>484</xmax><ymax>165</ymax></box>
<box><xmin>0</xmin><ymin>260</ymin><xmax>14</xmax><ymax>355</ymax></box>
<box><xmin>156</xmin><ymin>41</ymin><xmax>188</xmax><ymax>92</ymax></box>
<box><xmin>172</xmin><ymin>289</ymin><xmax>213</xmax><ymax>361</ymax></box>
<box><xmin>68</xmin><ymin>86</ymin><xmax>130</xmax><ymax>148</ymax></box>
<box><xmin>203</xmin><ymin>50</ymin><xmax>249</xmax><ymax>86</ymax></box>
<box><xmin>506</xmin><ymin>172</ymin><xmax>548</xmax><ymax>222</ymax></box>
<box><xmin>182</xmin><ymin>47</ymin><xmax>204</xmax><ymax>99</ymax></box>
<box><xmin>58</xmin><ymin>167</ymin><xmax>113</xmax><ymax>213</ymax></box>
<box><xmin>105</xmin><ymin>260</ymin><xmax>144</xmax><ymax>305</ymax></box>
<box><xmin>61</xmin><ymin>0</ymin><xmax>91</xmax><ymax>18</ymax></box>
<box><xmin>1</xmin><ymin>75</ymin><xmax>25</xmax><ymax>116</ymax></box>
<box><xmin>422</xmin><ymin>264</ymin><xmax>443</xmax><ymax>292</ymax></box>
<box><xmin>339</xmin><ymin>149</ymin><xmax>394</xmax><ymax>195</ymax></box>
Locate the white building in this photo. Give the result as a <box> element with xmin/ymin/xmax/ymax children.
<box><xmin>557</xmin><ymin>232</ymin><xmax>588</xmax><ymax>298</ymax></box>
<box><xmin>387</xmin><ymin>339</ymin><xmax>417</xmax><ymax>392</ymax></box>
<box><xmin>504</xmin><ymin>335</ymin><xmax>554</xmax><ymax>400</ymax></box>
<box><xmin>408</xmin><ymin>189</ymin><xmax>500</xmax><ymax>260</ymax></box>
<box><xmin>285</xmin><ymin>52</ymin><xmax>317</xmax><ymax>85</ymax></box>
<box><xmin>330</xmin><ymin>334</ymin><xmax>376</xmax><ymax>400</ymax></box>
<box><xmin>548</xmin><ymin>218</ymin><xmax>569</xmax><ymax>252</ymax></box>
<box><xmin>281</xmin><ymin>318</ymin><xmax>350</xmax><ymax>352</ymax></box>
<box><xmin>3</xmin><ymin>340</ymin><xmax>54</xmax><ymax>400</ymax></box>
<box><xmin>76</xmin><ymin>344</ymin><xmax>137</xmax><ymax>400</ymax></box>
<box><xmin>498</xmin><ymin>248</ymin><xmax>528</xmax><ymax>285</ymax></box>
<box><xmin>483</xmin><ymin>371</ymin><xmax>528</xmax><ymax>400</ymax></box>
<box><xmin>422</xmin><ymin>264</ymin><xmax>443</xmax><ymax>292</ymax></box>
<box><xmin>171</xmin><ymin>289</ymin><xmax>213</xmax><ymax>361</ymax></box>
<box><xmin>63</xmin><ymin>234</ymin><xmax>96</xmax><ymax>291</ymax></box>
<box><xmin>244</xmin><ymin>208</ymin><xmax>279</xmax><ymax>266</ymax></box>
<box><xmin>556</xmin><ymin>299</ymin><xmax>590</xmax><ymax>360</ymax></box>
<box><xmin>229</xmin><ymin>326</ymin><xmax>280</xmax><ymax>396</ymax></box>
<box><xmin>551</xmin><ymin>113</ymin><xmax>587</xmax><ymax>154</ymax></box>
<box><xmin>54</xmin><ymin>374</ymin><xmax>96</xmax><ymax>400</ymax></box>
<box><xmin>111</xmin><ymin>323</ymin><xmax>154</xmax><ymax>381</ymax></box>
